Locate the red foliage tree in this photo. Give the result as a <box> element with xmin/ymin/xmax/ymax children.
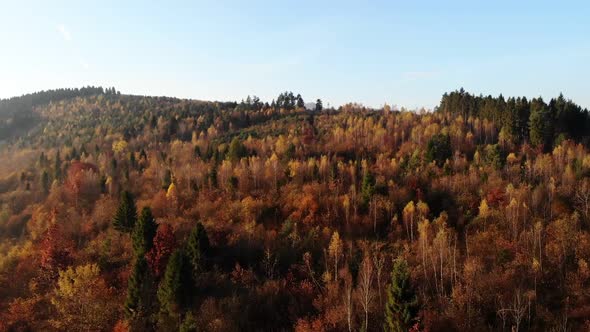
<box><xmin>65</xmin><ymin>161</ymin><xmax>100</xmax><ymax>209</ymax></box>
<box><xmin>39</xmin><ymin>210</ymin><xmax>74</xmax><ymax>276</ymax></box>
<box><xmin>145</xmin><ymin>224</ymin><xmax>176</xmax><ymax>277</ymax></box>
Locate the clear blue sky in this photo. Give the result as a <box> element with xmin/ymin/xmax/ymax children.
<box><xmin>1</xmin><ymin>0</ymin><xmax>589</xmax><ymax>109</ymax></box>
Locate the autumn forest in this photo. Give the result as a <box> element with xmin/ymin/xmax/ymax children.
<box><xmin>1</xmin><ymin>87</ymin><xmax>590</xmax><ymax>331</ymax></box>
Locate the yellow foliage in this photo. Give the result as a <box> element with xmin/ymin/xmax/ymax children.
<box><xmin>166</xmin><ymin>182</ymin><xmax>177</xmax><ymax>199</ymax></box>
<box><xmin>54</xmin><ymin>264</ymin><xmax>100</xmax><ymax>298</ymax></box>
<box><xmin>328</xmin><ymin>231</ymin><xmax>342</xmax><ymax>258</ymax></box>
<box><xmin>506</xmin><ymin>153</ymin><xmax>518</xmax><ymax>164</ymax></box>
<box><xmin>50</xmin><ymin>263</ymin><xmax>115</xmax><ymax>331</ymax></box>
<box><xmin>0</xmin><ymin>241</ymin><xmax>33</xmax><ymax>274</ymax></box>
<box><xmin>479</xmin><ymin>199</ymin><xmax>490</xmax><ymax>218</ymax></box>
<box><xmin>403</xmin><ymin>201</ymin><xmax>415</xmax><ymax>216</ymax></box>
<box><xmin>112</xmin><ymin>140</ymin><xmax>128</xmax><ymax>154</ymax></box>
<box><xmin>416</xmin><ymin>200</ymin><xmax>429</xmax><ymax>218</ymax></box>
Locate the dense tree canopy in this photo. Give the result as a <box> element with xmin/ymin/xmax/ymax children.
<box><xmin>1</xmin><ymin>88</ymin><xmax>590</xmax><ymax>331</ymax></box>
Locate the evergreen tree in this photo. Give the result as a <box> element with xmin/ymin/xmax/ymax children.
<box><xmin>113</xmin><ymin>190</ymin><xmax>138</xmax><ymax>233</ymax></box>
<box><xmin>129</xmin><ymin>152</ymin><xmax>137</xmax><ymax>169</ymax></box>
<box><xmin>426</xmin><ymin>133</ymin><xmax>452</xmax><ymax>167</ymax></box>
<box><xmin>384</xmin><ymin>258</ymin><xmax>419</xmax><ymax>332</ymax></box>
<box><xmin>484</xmin><ymin>144</ymin><xmax>503</xmax><ymax>170</ymax></box>
<box><xmin>179</xmin><ymin>312</ymin><xmax>198</xmax><ymax>332</ymax></box>
<box><xmin>315</xmin><ymin>99</ymin><xmax>323</xmax><ymax>111</ymax></box>
<box><xmin>296</xmin><ymin>94</ymin><xmax>305</xmax><ymax>108</ymax></box>
<box><xmin>361</xmin><ymin>171</ymin><xmax>375</xmax><ymax>209</ymax></box>
<box><xmin>186</xmin><ymin>222</ymin><xmax>210</xmax><ymax>281</ymax></box>
<box><xmin>227</xmin><ymin>137</ymin><xmax>246</xmax><ymax>163</ymax></box>
<box><xmin>157</xmin><ymin>250</ymin><xmax>191</xmax><ymax>314</ymax></box>
<box><xmin>41</xmin><ymin>170</ymin><xmax>50</xmax><ymax>194</ymax></box>
<box><xmin>529</xmin><ymin>98</ymin><xmax>554</xmax><ymax>150</ymax></box>
<box><xmin>132</xmin><ymin>207</ymin><xmax>158</xmax><ymax>257</ymax></box>
<box><xmin>54</xmin><ymin>150</ymin><xmax>62</xmax><ymax>181</ymax></box>
<box><xmin>124</xmin><ymin>257</ymin><xmax>149</xmax><ymax>317</ymax></box>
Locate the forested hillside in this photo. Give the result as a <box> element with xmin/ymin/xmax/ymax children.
<box><xmin>1</xmin><ymin>88</ymin><xmax>590</xmax><ymax>331</ymax></box>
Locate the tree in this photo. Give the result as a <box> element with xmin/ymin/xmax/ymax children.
<box><xmin>113</xmin><ymin>190</ymin><xmax>137</xmax><ymax>233</ymax></box>
<box><xmin>484</xmin><ymin>144</ymin><xmax>503</xmax><ymax>169</ymax></box>
<box><xmin>132</xmin><ymin>207</ymin><xmax>158</xmax><ymax>257</ymax></box>
<box><xmin>478</xmin><ymin>199</ymin><xmax>490</xmax><ymax>219</ymax></box>
<box><xmin>357</xmin><ymin>254</ymin><xmax>374</xmax><ymax>332</ymax></box>
<box><xmin>124</xmin><ymin>257</ymin><xmax>150</xmax><ymax>318</ymax></box>
<box><xmin>315</xmin><ymin>99</ymin><xmax>323</xmax><ymax>111</ymax></box>
<box><xmin>54</xmin><ymin>150</ymin><xmax>62</xmax><ymax>181</ymax></box>
<box><xmin>158</xmin><ymin>250</ymin><xmax>191</xmax><ymax>315</ymax></box>
<box><xmin>40</xmin><ymin>216</ymin><xmax>73</xmax><ymax>275</ymax></box>
<box><xmin>185</xmin><ymin>222</ymin><xmax>210</xmax><ymax>281</ymax></box>
<box><xmin>384</xmin><ymin>258</ymin><xmax>419</xmax><ymax>332</ymax></box>
<box><xmin>50</xmin><ymin>264</ymin><xmax>116</xmax><ymax>331</ymax></box>
<box><xmin>529</xmin><ymin>98</ymin><xmax>553</xmax><ymax>149</ymax></box>
<box><xmin>179</xmin><ymin>312</ymin><xmax>198</xmax><ymax>332</ymax></box>
<box><xmin>296</xmin><ymin>94</ymin><xmax>305</xmax><ymax>109</ymax></box>
<box><xmin>361</xmin><ymin>171</ymin><xmax>375</xmax><ymax>209</ymax></box>
<box><xmin>146</xmin><ymin>224</ymin><xmax>177</xmax><ymax>277</ymax></box>
<box><xmin>328</xmin><ymin>231</ymin><xmax>342</xmax><ymax>280</ymax></box>
<box><xmin>227</xmin><ymin>137</ymin><xmax>246</xmax><ymax>163</ymax></box>
<box><xmin>403</xmin><ymin>201</ymin><xmax>416</xmax><ymax>242</ymax></box>
<box><xmin>426</xmin><ymin>133</ymin><xmax>452</xmax><ymax>167</ymax></box>
<box><xmin>41</xmin><ymin>170</ymin><xmax>50</xmax><ymax>194</ymax></box>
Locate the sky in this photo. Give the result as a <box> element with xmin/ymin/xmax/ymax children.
<box><xmin>0</xmin><ymin>0</ymin><xmax>589</xmax><ymax>109</ymax></box>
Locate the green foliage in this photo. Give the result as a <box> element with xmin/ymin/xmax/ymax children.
<box><xmin>132</xmin><ymin>207</ymin><xmax>158</xmax><ymax>257</ymax></box>
<box><xmin>41</xmin><ymin>170</ymin><xmax>50</xmax><ymax>194</ymax></box>
<box><xmin>529</xmin><ymin>98</ymin><xmax>554</xmax><ymax>149</ymax></box>
<box><xmin>426</xmin><ymin>133</ymin><xmax>452</xmax><ymax>167</ymax></box>
<box><xmin>440</xmin><ymin>89</ymin><xmax>589</xmax><ymax>146</ymax></box>
<box><xmin>124</xmin><ymin>257</ymin><xmax>149</xmax><ymax>318</ymax></box>
<box><xmin>186</xmin><ymin>222</ymin><xmax>210</xmax><ymax>281</ymax></box>
<box><xmin>54</xmin><ymin>150</ymin><xmax>62</xmax><ymax>181</ymax></box>
<box><xmin>157</xmin><ymin>250</ymin><xmax>192</xmax><ymax>314</ymax></box>
<box><xmin>179</xmin><ymin>312</ymin><xmax>199</xmax><ymax>332</ymax></box>
<box><xmin>361</xmin><ymin>171</ymin><xmax>375</xmax><ymax>208</ymax></box>
<box><xmin>113</xmin><ymin>190</ymin><xmax>137</xmax><ymax>233</ymax></box>
<box><xmin>384</xmin><ymin>258</ymin><xmax>419</xmax><ymax>332</ymax></box>
<box><xmin>227</xmin><ymin>137</ymin><xmax>246</xmax><ymax>162</ymax></box>
<box><xmin>484</xmin><ymin>144</ymin><xmax>503</xmax><ymax>169</ymax></box>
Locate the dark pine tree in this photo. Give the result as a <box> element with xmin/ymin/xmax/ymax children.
<box><xmin>132</xmin><ymin>207</ymin><xmax>158</xmax><ymax>257</ymax></box>
<box><xmin>426</xmin><ymin>133</ymin><xmax>452</xmax><ymax>167</ymax></box>
<box><xmin>185</xmin><ymin>222</ymin><xmax>210</xmax><ymax>282</ymax></box>
<box><xmin>157</xmin><ymin>249</ymin><xmax>192</xmax><ymax>315</ymax></box>
<box><xmin>529</xmin><ymin>97</ymin><xmax>554</xmax><ymax>150</ymax></box>
<box><xmin>41</xmin><ymin>170</ymin><xmax>50</xmax><ymax>194</ymax></box>
<box><xmin>54</xmin><ymin>150</ymin><xmax>62</xmax><ymax>181</ymax></box>
<box><xmin>360</xmin><ymin>171</ymin><xmax>375</xmax><ymax>209</ymax></box>
<box><xmin>296</xmin><ymin>94</ymin><xmax>305</xmax><ymax>108</ymax></box>
<box><xmin>384</xmin><ymin>258</ymin><xmax>419</xmax><ymax>332</ymax></box>
<box><xmin>315</xmin><ymin>98</ymin><xmax>323</xmax><ymax>111</ymax></box>
<box><xmin>124</xmin><ymin>257</ymin><xmax>149</xmax><ymax>318</ymax></box>
<box><xmin>113</xmin><ymin>190</ymin><xmax>138</xmax><ymax>233</ymax></box>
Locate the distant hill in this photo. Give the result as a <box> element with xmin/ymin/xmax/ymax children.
<box><xmin>0</xmin><ymin>87</ymin><xmax>118</xmax><ymax>140</ymax></box>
